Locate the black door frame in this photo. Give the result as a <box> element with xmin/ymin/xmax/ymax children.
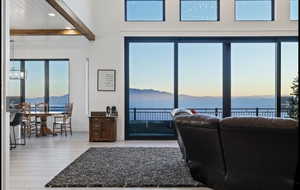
<box><xmin>124</xmin><ymin>36</ymin><xmax>298</xmax><ymax>140</ymax></box>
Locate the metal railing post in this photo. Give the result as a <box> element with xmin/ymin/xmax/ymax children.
<box><xmin>256</xmin><ymin>108</ymin><xmax>259</xmax><ymax>116</ymax></box>
<box><xmin>133</xmin><ymin>108</ymin><xmax>136</xmax><ymax>120</ymax></box>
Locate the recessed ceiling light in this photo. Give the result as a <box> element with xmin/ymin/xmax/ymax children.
<box><xmin>48</xmin><ymin>13</ymin><xmax>56</xmax><ymax>17</ymax></box>
<box><xmin>65</xmin><ymin>27</ymin><xmax>72</xmax><ymax>30</ymax></box>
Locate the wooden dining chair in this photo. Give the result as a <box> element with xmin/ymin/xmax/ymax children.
<box><xmin>20</xmin><ymin>102</ymin><xmax>40</xmax><ymax>137</ymax></box>
<box><xmin>34</xmin><ymin>102</ymin><xmax>48</xmax><ymax>129</ymax></box>
<box><xmin>53</xmin><ymin>103</ymin><xmax>73</xmax><ymax>136</ymax></box>
<box><xmin>35</xmin><ymin>102</ymin><xmax>48</xmax><ymax>112</ymax></box>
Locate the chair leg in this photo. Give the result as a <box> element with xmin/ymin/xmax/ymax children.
<box><xmin>27</xmin><ymin>125</ymin><xmax>31</xmax><ymax>138</ymax></box>
<box><xmin>10</xmin><ymin>136</ymin><xmax>12</xmax><ymax>150</ymax></box>
<box><xmin>22</xmin><ymin>123</ymin><xmax>26</xmax><ymax>145</ymax></box>
<box><xmin>53</xmin><ymin>123</ymin><xmax>55</xmax><ymax>136</ymax></box>
<box><xmin>13</xmin><ymin>126</ymin><xmax>17</xmax><ymax>147</ymax></box>
<box><xmin>69</xmin><ymin>123</ymin><xmax>72</xmax><ymax>136</ymax></box>
<box><xmin>35</xmin><ymin>124</ymin><xmax>38</xmax><ymax>137</ymax></box>
<box><xmin>10</xmin><ymin>126</ymin><xmax>17</xmax><ymax>149</ymax></box>
<box><xmin>64</xmin><ymin>124</ymin><xmax>67</xmax><ymax>136</ymax></box>
<box><xmin>60</xmin><ymin>124</ymin><xmax>63</xmax><ymax>136</ymax></box>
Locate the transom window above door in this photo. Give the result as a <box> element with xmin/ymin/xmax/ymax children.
<box><xmin>180</xmin><ymin>0</ymin><xmax>219</xmax><ymax>21</ymax></box>
<box><xmin>290</xmin><ymin>0</ymin><xmax>299</xmax><ymax>20</ymax></box>
<box><xmin>125</xmin><ymin>0</ymin><xmax>165</xmax><ymax>21</ymax></box>
<box><xmin>235</xmin><ymin>0</ymin><xmax>274</xmax><ymax>21</ymax></box>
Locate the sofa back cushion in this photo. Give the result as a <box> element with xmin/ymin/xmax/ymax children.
<box><xmin>171</xmin><ymin>108</ymin><xmax>193</xmax><ymax>118</ymax></box>
<box><xmin>220</xmin><ymin>117</ymin><xmax>298</xmax><ymax>190</ymax></box>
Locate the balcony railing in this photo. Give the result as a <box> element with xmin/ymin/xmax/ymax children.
<box><xmin>28</xmin><ymin>105</ymin><xmax>66</xmax><ymax>112</ymax></box>
<box><xmin>129</xmin><ymin>107</ymin><xmax>290</xmax><ymax>121</ymax></box>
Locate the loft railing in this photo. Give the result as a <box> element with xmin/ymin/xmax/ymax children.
<box><xmin>129</xmin><ymin>107</ymin><xmax>290</xmax><ymax>121</ymax></box>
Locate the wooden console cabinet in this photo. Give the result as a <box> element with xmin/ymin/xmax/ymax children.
<box><xmin>89</xmin><ymin>115</ymin><xmax>117</xmax><ymax>142</ymax></box>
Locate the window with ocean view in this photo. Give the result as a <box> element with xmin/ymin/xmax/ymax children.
<box><xmin>281</xmin><ymin>42</ymin><xmax>299</xmax><ymax>118</ymax></box>
<box><xmin>180</xmin><ymin>0</ymin><xmax>219</xmax><ymax>21</ymax></box>
<box><xmin>7</xmin><ymin>59</ymin><xmax>69</xmax><ymax>112</ymax></box>
<box><xmin>128</xmin><ymin>42</ymin><xmax>175</xmax><ymax>138</ymax></box>
<box><xmin>178</xmin><ymin>43</ymin><xmax>223</xmax><ymax>116</ymax></box>
<box><xmin>231</xmin><ymin>43</ymin><xmax>276</xmax><ymax>117</ymax></box>
<box><xmin>125</xmin><ymin>37</ymin><xmax>297</xmax><ymax>139</ymax></box>
<box><xmin>49</xmin><ymin>60</ymin><xmax>70</xmax><ymax>111</ymax></box>
<box><xmin>25</xmin><ymin>60</ymin><xmax>45</xmax><ymax>104</ymax></box>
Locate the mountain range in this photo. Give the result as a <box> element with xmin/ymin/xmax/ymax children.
<box><xmin>129</xmin><ymin>88</ymin><xmax>277</xmax><ymax>108</ymax></box>
<box><xmin>15</xmin><ymin>88</ymin><xmax>285</xmax><ymax>108</ymax></box>
<box><xmin>25</xmin><ymin>94</ymin><xmax>69</xmax><ymax>105</ymax></box>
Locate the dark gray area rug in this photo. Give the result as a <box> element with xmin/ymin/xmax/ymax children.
<box><xmin>46</xmin><ymin>147</ymin><xmax>203</xmax><ymax>188</ymax></box>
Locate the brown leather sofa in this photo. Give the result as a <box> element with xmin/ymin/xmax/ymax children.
<box><xmin>220</xmin><ymin>117</ymin><xmax>298</xmax><ymax>190</ymax></box>
<box><xmin>174</xmin><ymin>115</ymin><xmax>299</xmax><ymax>190</ymax></box>
<box><xmin>174</xmin><ymin>114</ymin><xmax>226</xmax><ymax>189</ymax></box>
<box><xmin>171</xmin><ymin>108</ymin><xmax>193</xmax><ymax>162</ymax></box>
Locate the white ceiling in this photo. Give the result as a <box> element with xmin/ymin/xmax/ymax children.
<box><xmin>10</xmin><ymin>0</ymin><xmax>74</xmax><ymax>29</ymax></box>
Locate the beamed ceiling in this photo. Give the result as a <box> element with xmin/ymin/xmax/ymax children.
<box><xmin>10</xmin><ymin>0</ymin><xmax>74</xmax><ymax>29</ymax></box>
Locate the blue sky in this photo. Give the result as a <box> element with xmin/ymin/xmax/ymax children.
<box><xmin>291</xmin><ymin>0</ymin><xmax>299</xmax><ymax>20</ymax></box>
<box><xmin>181</xmin><ymin>0</ymin><xmax>218</xmax><ymax>20</ymax></box>
<box><xmin>127</xmin><ymin>0</ymin><xmax>298</xmax><ymax>97</ymax></box>
<box><xmin>25</xmin><ymin>60</ymin><xmax>45</xmax><ymax>98</ymax></box>
<box><xmin>8</xmin><ymin>60</ymin><xmax>69</xmax><ymax>99</ymax></box>
<box><xmin>130</xmin><ymin>42</ymin><xmax>298</xmax><ymax>97</ymax></box>
<box><xmin>235</xmin><ymin>0</ymin><xmax>273</xmax><ymax>20</ymax></box>
<box><xmin>127</xmin><ymin>0</ymin><xmax>164</xmax><ymax>20</ymax></box>
<box><xmin>8</xmin><ymin>1</ymin><xmax>298</xmax><ymax>99</ymax></box>
<box><xmin>126</xmin><ymin>0</ymin><xmax>299</xmax><ymax>21</ymax></box>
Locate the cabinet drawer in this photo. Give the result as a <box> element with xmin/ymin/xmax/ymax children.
<box><xmin>89</xmin><ymin>116</ymin><xmax>116</xmax><ymax>142</ymax></box>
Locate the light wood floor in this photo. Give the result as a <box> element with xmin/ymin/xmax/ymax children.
<box><xmin>9</xmin><ymin>132</ymin><xmax>212</xmax><ymax>190</ymax></box>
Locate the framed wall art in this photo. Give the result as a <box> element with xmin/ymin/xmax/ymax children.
<box><xmin>97</xmin><ymin>69</ymin><xmax>116</xmax><ymax>91</ymax></box>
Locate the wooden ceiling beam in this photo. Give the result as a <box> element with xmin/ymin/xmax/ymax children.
<box><xmin>10</xmin><ymin>29</ymin><xmax>82</xmax><ymax>36</ymax></box>
<box><xmin>46</xmin><ymin>0</ymin><xmax>95</xmax><ymax>41</ymax></box>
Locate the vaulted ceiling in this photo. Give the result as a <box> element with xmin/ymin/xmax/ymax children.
<box><xmin>10</xmin><ymin>0</ymin><xmax>74</xmax><ymax>29</ymax></box>
<box><xmin>10</xmin><ymin>0</ymin><xmax>95</xmax><ymax>41</ymax></box>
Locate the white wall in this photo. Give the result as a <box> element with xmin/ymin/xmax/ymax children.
<box><xmin>2</xmin><ymin>0</ymin><xmax>10</xmax><ymax>189</ymax></box>
<box><xmin>13</xmin><ymin>36</ymin><xmax>91</xmax><ymax>132</ymax></box>
<box><xmin>13</xmin><ymin>0</ymin><xmax>298</xmax><ymax>140</ymax></box>
<box><xmin>63</xmin><ymin>0</ymin><xmax>95</xmax><ymax>31</ymax></box>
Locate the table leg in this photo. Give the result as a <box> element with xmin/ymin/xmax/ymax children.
<box><xmin>39</xmin><ymin>116</ymin><xmax>53</xmax><ymax>136</ymax></box>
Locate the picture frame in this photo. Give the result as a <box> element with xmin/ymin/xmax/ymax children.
<box><xmin>97</xmin><ymin>69</ymin><xmax>116</xmax><ymax>91</ymax></box>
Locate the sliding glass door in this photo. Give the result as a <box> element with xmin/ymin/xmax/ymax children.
<box><xmin>178</xmin><ymin>43</ymin><xmax>223</xmax><ymax>117</ymax></box>
<box><xmin>125</xmin><ymin>37</ymin><xmax>297</xmax><ymax>140</ymax></box>
<box><xmin>128</xmin><ymin>43</ymin><xmax>175</xmax><ymax>138</ymax></box>
<box><xmin>281</xmin><ymin>42</ymin><xmax>299</xmax><ymax>118</ymax></box>
<box><xmin>231</xmin><ymin>43</ymin><xmax>276</xmax><ymax>117</ymax></box>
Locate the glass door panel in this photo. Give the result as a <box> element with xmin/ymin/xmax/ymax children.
<box><xmin>231</xmin><ymin>43</ymin><xmax>276</xmax><ymax>117</ymax></box>
<box><xmin>49</xmin><ymin>60</ymin><xmax>70</xmax><ymax>111</ymax></box>
<box><xmin>128</xmin><ymin>42</ymin><xmax>175</xmax><ymax>138</ymax></box>
<box><xmin>25</xmin><ymin>60</ymin><xmax>45</xmax><ymax>107</ymax></box>
<box><xmin>281</xmin><ymin>42</ymin><xmax>298</xmax><ymax>118</ymax></box>
<box><xmin>178</xmin><ymin>43</ymin><xmax>223</xmax><ymax>117</ymax></box>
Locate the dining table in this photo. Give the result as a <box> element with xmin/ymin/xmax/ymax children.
<box><xmin>24</xmin><ymin>111</ymin><xmax>64</xmax><ymax>136</ymax></box>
